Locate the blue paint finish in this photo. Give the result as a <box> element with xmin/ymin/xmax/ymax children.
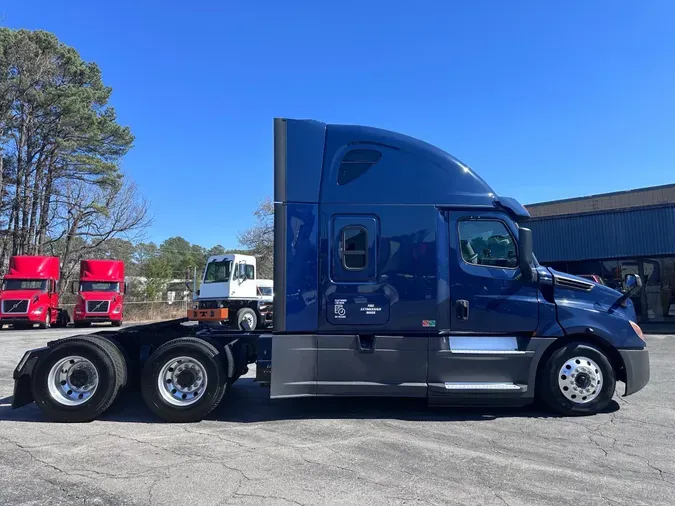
<box><xmin>495</xmin><ymin>196</ymin><xmax>531</xmax><ymax>221</ymax></box>
<box><xmin>330</xmin><ymin>215</ymin><xmax>379</xmax><ymax>283</ymax></box>
<box><xmin>318</xmin><ymin>204</ymin><xmax>438</xmax><ymax>332</ymax></box>
<box><xmin>548</xmin><ymin>267</ymin><xmax>644</xmax><ymax>349</ymax></box>
<box><xmin>276</xmin><ymin>119</ymin><xmax>326</xmax><ymax>204</ymax></box>
<box><xmin>530</xmin><ymin>205</ymin><xmax>675</xmax><ymax>263</ymax></box>
<box><xmin>326</xmin><ymin>292</ymin><xmax>390</xmax><ymax>325</ymax></box>
<box><xmin>282</xmin><ymin>203</ymin><xmax>319</xmax><ymax>332</ymax></box>
<box><xmin>435</xmin><ymin>210</ymin><xmax>451</xmax><ymax>331</ymax></box>
<box><xmin>320</xmin><ymin>123</ymin><xmax>497</xmax><ymax>206</ymax></box>
<box><xmin>448</xmin><ymin>211</ymin><xmax>540</xmax><ymax>333</ymax></box>
<box><xmin>271</xmin><ymin>117</ymin><xmax>648</xmax><ymax>402</ymax></box>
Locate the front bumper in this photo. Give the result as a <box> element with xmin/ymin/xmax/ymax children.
<box><xmin>0</xmin><ymin>316</ymin><xmax>40</xmax><ymax>326</ymax></box>
<box><xmin>619</xmin><ymin>348</ymin><xmax>650</xmax><ymax>396</ymax></box>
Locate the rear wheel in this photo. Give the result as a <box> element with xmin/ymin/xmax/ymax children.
<box><xmin>237</xmin><ymin>308</ymin><xmax>257</xmax><ymax>331</ymax></box>
<box><xmin>141</xmin><ymin>337</ymin><xmax>228</xmax><ymax>423</ymax></box>
<box><xmin>538</xmin><ymin>342</ymin><xmax>616</xmax><ymax>416</ymax></box>
<box><xmin>31</xmin><ymin>335</ymin><xmax>127</xmax><ymax>422</ymax></box>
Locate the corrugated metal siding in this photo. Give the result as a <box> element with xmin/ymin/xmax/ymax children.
<box><xmin>529</xmin><ymin>205</ymin><xmax>675</xmax><ymax>263</ymax></box>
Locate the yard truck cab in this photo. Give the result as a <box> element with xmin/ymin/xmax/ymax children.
<box><xmin>188</xmin><ymin>254</ymin><xmax>273</xmax><ymax>329</ymax></box>
<box><xmin>256</xmin><ymin>279</ymin><xmax>274</xmax><ymax>303</ymax></box>
<box><xmin>72</xmin><ymin>259</ymin><xmax>125</xmax><ymax>327</ymax></box>
<box><xmin>0</xmin><ymin>255</ymin><xmax>69</xmax><ymax>329</ymax></box>
<box><xmin>11</xmin><ymin>117</ymin><xmax>650</xmax><ymax>423</ymax></box>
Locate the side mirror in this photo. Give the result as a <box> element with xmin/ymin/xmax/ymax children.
<box><xmin>237</xmin><ymin>263</ymin><xmax>247</xmax><ymax>280</ymax></box>
<box><xmin>624</xmin><ymin>274</ymin><xmax>642</xmax><ymax>295</ymax></box>
<box><xmin>122</xmin><ymin>282</ymin><xmax>127</xmax><ymax>294</ymax></box>
<box><xmin>518</xmin><ymin>227</ymin><xmax>535</xmax><ymax>281</ymax></box>
<box><xmin>615</xmin><ymin>274</ymin><xmax>642</xmax><ymax>308</ymax></box>
<box><xmin>196</xmin><ymin>289</ymin><xmax>200</xmax><ymax>296</ymax></box>
<box><xmin>70</xmin><ymin>281</ymin><xmax>78</xmax><ymax>295</ymax></box>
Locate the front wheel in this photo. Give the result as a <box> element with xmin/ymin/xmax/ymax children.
<box><xmin>111</xmin><ymin>320</ymin><xmax>123</xmax><ymax>327</ymax></box>
<box><xmin>538</xmin><ymin>342</ymin><xmax>616</xmax><ymax>416</ymax></box>
<box><xmin>141</xmin><ymin>337</ymin><xmax>228</xmax><ymax>423</ymax></box>
<box><xmin>38</xmin><ymin>312</ymin><xmax>51</xmax><ymax>330</ymax></box>
<box><xmin>237</xmin><ymin>308</ymin><xmax>257</xmax><ymax>331</ymax></box>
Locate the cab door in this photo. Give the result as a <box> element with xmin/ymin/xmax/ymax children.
<box><xmin>427</xmin><ymin>212</ymin><xmax>539</xmax><ymax>398</ymax></box>
<box><xmin>449</xmin><ymin>212</ymin><xmax>539</xmax><ymax>334</ymax></box>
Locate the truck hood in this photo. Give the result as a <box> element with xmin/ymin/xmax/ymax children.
<box><xmin>548</xmin><ymin>268</ymin><xmax>638</xmax><ymax>329</ymax></box>
<box><xmin>0</xmin><ymin>290</ymin><xmax>44</xmax><ymax>300</ymax></box>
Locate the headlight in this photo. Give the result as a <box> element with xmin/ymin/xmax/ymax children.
<box><xmin>32</xmin><ymin>307</ymin><xmax>44</xmax><ymax>315</ymax></box>
<box><xmin>193</xmin><ymin>302</ymin><xmax>199</xmax><ymax>310</ymax></box>
<box><xmin>629</xmin><ymin>320</ymin><xmax>645</xmax><ymax>342</ymax></box>
<box><xmin>112</xmin><ymin>306</ymin><xmax>122</xmax><ymax>314</ymax></box>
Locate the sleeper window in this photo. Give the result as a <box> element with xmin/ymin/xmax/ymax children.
<box><xmin>458</xmin><ymin>220</ymin><xmax>518</xmax><ymax>268</ymax></box>
<box><xmin>342</xmin><ymin>227</ymin><xmax>367</xmax><ymax>270</ymax></box>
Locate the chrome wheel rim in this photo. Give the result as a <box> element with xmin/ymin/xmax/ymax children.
<box><xmin>158</xmin><ymin>356</ymin><xmax>208</xmax><ymax>406</ymax></box>
<box><xmin>47</xmin><ymin>356</ymin><xmax>99</xmax><ymax>406</ymax></box>
<box><xmin>242</xmin><ymin>313</ymin><xmax>255</xmax><ymax>328</ymax></box>
<box><xmin>558</xmin><ymin>356</ymin><xmax>603</xmax><ymax>403</ymax></box>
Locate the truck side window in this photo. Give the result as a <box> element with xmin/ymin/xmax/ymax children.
<box><xmin>458</xmin><ymin>220</ymin><xmax>518</xmax><ymax>268</ymax></box>
<box><xmin>342</xmin><ymin>226</ymin><xmax>368</xmax><ymax>270</ymax></box>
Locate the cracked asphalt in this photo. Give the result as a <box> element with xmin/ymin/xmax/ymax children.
<box><xmin>1</xmin><ymin>329</ymin><xmax>674</xmax><ymax>506</ymax></box>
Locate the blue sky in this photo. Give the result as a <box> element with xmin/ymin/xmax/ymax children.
<box><xmin>3</xmin><ymin>1</ymin><xmax>674</xmax><ymax>249</ymax></box>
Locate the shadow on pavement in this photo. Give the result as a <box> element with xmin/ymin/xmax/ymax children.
<box><xmin>0</xmin><ymin>378</ymin><xmax>620</xmax><ymax>424</ymax></box>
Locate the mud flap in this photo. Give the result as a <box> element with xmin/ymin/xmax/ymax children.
<box><xmin>11</xmin><ymin>346</ymin><xmax>49</xmax><ymax>408</ymax></box>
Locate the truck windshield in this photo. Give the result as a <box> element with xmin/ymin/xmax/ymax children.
<box><xmin>80</xmin><ymin>282</ymin><xmax>120</xmax><ymax>292</ymax></box>
<box><xmin>204</xmin><ymin>260</ymin><xmax>232</xmax><ymax>283</ymax></box>
<box><xmin>2</xmin><ymin>279</ymin><xmax>48</xmax><ymax>291</ymax></box>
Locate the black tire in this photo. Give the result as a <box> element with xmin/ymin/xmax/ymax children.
<box><xmin>74</xmin><ymin>321</ymin><xmax>91</xmax><ymax>328</ymax></box>
<box><xmin>538</xmin><ymin>342</ymin><xmax>616</xmax><ymax>416</ymax></box>
<box><xmin>31</xmin><ymin>336</ymin><xmax>127</xmax><ymax>422</ymax></box>
<box><xmin>52</xmin><ymin>310</ymin><xmax>70</xmax><ymax>328</ymax></box>
<box><xmin>111</xmin><ymin>320</ymin><xmax>123</xmax><ymax>327</ymax></box>
<box><xmin>141</xmin><ymin>337</ymin><xmax>228</xmax><ymax>423</ymax></box>
<box><xmin>237</xmin><ymin>308</ymin><xmax>257</xmax><ymax>331</ymax></box>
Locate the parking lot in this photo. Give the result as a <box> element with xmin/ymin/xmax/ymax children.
<box><xmin>0</xmin><ymin>329</ymin><xmax>673</xmax><ymax>506</ymax></box>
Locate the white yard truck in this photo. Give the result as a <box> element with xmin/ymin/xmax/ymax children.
<box><xmin>187</xmin><ymin>254</ymin><xmax>273</xmax><ymax>329</ymax></box>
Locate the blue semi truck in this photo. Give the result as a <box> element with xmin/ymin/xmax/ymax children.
<box><xmin>11</xmin><ymin>118</ymin><xmax>650</xmax><ymax>423</ymax></box>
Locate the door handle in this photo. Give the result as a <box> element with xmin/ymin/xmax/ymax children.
<box><xmin>456</xmin><ymin>300</ymin><xmax>469</xmax><ymax>320</ymax></box>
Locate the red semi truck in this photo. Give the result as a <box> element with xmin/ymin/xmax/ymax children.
<box><xmin>0</xmin><ymin>255</ymin><xmax>70</xmax><ymax>329</ymax></box>
<box><xmin>72</xmin><ymin>259</ymin><xmax>125</xmax><ymax>327</ymax></box>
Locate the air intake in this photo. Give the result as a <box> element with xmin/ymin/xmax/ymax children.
<box><xmin>555</xmin><ymin>275</ymin><xmax>594</xmax><ymax>291</ymax></box>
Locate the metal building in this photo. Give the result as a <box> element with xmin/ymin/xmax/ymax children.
<box><xmin>526</xmin><ymin>184</ymin><xmax>675</xmax><ymax>330</ymax></box>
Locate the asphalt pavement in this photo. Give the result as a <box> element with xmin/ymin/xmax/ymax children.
<box><xmin>0</xmin><ymin>327</ymin><xmax>673</xmax><ymax>505</ymax></box>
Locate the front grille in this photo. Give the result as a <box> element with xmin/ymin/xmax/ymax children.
<box><xmin>198</xmin><ymin>300</ymin><xmax>221</xmax><ymax>309</ymax></box>
<box><xmin>2</xmin><ymin>299</ymin><xmax>29</xmax><ymax>314</ymax></box>
<box><xmin>86</xmin><ymin>300</ymin><xmax>110</xmax><ymax>313</ymax></box>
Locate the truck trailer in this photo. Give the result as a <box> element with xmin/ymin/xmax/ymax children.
<box><xmin>0</xmin><ymin>256</ymin><xmax>70</xmax><ymax>329</ymax></box>
<box><xmin>11</xmin><ymin>118</ymin><xmax>650</xmax><ymax>423</ymax></box>
<box><xmin>72</xmin><ymin>259</ymin><xmax>125</xmax><ymax>327</ymax></box>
